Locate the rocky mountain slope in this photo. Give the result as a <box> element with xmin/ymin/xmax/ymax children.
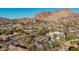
<box><xmin>0</xmin><ymin>9</ymin><xmax>79</xmax><ymax>51</ymax></box>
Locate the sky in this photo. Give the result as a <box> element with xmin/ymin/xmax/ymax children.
<box><xmin>0</xmin><ymin>8</ymin><xmax>79</xmax><ymax>19</ymax></box>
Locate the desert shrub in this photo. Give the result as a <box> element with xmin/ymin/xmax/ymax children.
<box><xmin>0</xmin><ymin>29</ymin><xmax>6</xmax><ymax>35</ymax></box>
<box><xmin>5</xmin><ymin>30</ymin><xmax>14</xmax><ymax>35</ymax></box>
<box><xmin>69</xmin><ymin>47</ymin><xmax>79</xmax><ymax>51</ymax></box>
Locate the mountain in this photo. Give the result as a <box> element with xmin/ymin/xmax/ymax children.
<box><xmin>34</xmin><ymin>10</ymin><xmax>79</xmax><ymax>25</ymax></box>
<box><xmin>35</xmin><ymin>10</ymin><xmax>73</xmax><ymax>21</ymax></box>
<box><xmin>0</xmin><ymin>9</ymin><xmax>79</xmax><ymax>24</ymax></box>
<box><xmin>0</xmin><ymin>17</ymin><xmax>11</xmax><ymax>25</ymax></box>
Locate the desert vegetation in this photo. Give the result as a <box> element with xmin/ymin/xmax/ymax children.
<box><xmin>0</xmin><ymin>10</ymin><xmax>79</xmax><ymax>51</ymax></box>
